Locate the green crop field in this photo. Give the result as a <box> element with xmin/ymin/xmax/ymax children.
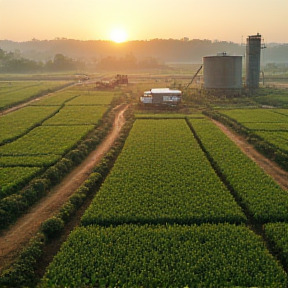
<box><xmin>0</xmin><ymin>125</ymin><xmax>94</xmax><ymax>156</ymax></box>
<box><xmin>0</xmin><ymin>84</ymin><xmax>115</xmax><ymax>193</ymax></box>
<box><xmin>189</xmin><ymin>117</ymin><xmax>288</xmax><ymax>223</ymax></box>
<box><xmin>0</xmin><ymin>166</ymin><xmax>42</xmax><ymax>199</ymax></box>
<box><xmin>41</xmin><ymin>224</ymin><xmax>286</xmax><ymax>288</ymax></box>
<box><xmin>0</xmin><ymin>106</ymin><xmax>60</xmax><ymax>144</ymax></box>
<box><xmin>66</xmin><ymin>91</ymin><xmax>115</xmax><ymax>105</ymax></box>
<box><xmin>30</xmin><ymin>90</ymin><xmax>79</xmax><ymax>106</ymax></box>
<box><xmin>218</xmin><ymin>108</ymin><xmax>288</xmax><ymax>154</ymax></box>
<box><xmin>0</xmin><ymin>81</ymin><xmax>68</xmax><ymax>110</ymax></box>
<box><xmin>82</xmin><ymin>119</ymin><xmax>246</xmax><ymax>226</ymax></box>
<box><xmin>43</xmin><ymin>105</ymin><xmax>108</xmax><ymax>125</ymax></box>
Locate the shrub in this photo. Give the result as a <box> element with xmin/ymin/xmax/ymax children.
<box><xmin>41</xmin><ymin>217</ymin><xmax>64</xmax><ymax>239</ymax></box>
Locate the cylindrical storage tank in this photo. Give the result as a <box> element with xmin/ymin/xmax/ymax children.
<box><xmin>203</xmin><ymin>54</ymin><xmax>242</xmax><ymax>89</ymax></box>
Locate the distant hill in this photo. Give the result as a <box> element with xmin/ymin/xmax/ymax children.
<box><xmin>0</xmin><ymin>39</ymin><xmax>287</xmax><ymax>64</ymax></box>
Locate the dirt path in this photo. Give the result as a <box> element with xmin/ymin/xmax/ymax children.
<box><xmin>0</xmin><ymin>104</ymin><xmax>128</xmax><ymax>271</ymax></box>
<box><xmin>212</xmin><ymin>119</ymin><xmax>288</xmax><ymax>191</ymax></box>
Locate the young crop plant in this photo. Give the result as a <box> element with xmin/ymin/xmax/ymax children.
<box><xmin>65</xmin><ymin>91</ymin><xmax>115</xmax><ymax>106</ymax></box>
<box><xmin>0</xmin><ymin>155</ymin><xmax>61</xmax><ymax>167</ymax></box>
<box><xmin>0</xmin><ymin>81</ymin><xmax>67</xmax><ymax>110</ymax></box>
<box><xmin>43</xmin><ymin>106</ymin><xmax>108</xmax><ymax>125</ymax></box>
<box><xmin>30</xmin><ymin>90</ymin><xmax>79</xmax><ymax>106</ymax></box>
<box><xmin>0</xmin><ymin>166</ymin><xmax>41</xmax><ymax>199</ymax></box>
<box><xmin>0</xmin><ymin>125</ymin><xmax>94</xmax><ymax>156</ymax></box>
<box><xmin>0</xmin><ymin>106</ymin><xmax>60</xmax><ymax>144</ymax></box>
<box><xmin>264</xmin><ymin>222</ymin><xmax>288</xmax><ymax>270</ymax></box>
<box><xmin>41</xmin><ymin>224</ymin><xmax>287</xmax><ymax>288</ymax></box>
<box><xmin>219</xmin><ymin>108</ymin><xmax>288</xmax><ymax>124</ymax></box>
<box><xmin>81</xmin><ymin>119</ymin><xmax>246</xmax><ymax>226</ymax></box>
<box><xmin>189</xmin><ymin>118</ymin><xmax>288</xmax><ymax>223</ymax></box>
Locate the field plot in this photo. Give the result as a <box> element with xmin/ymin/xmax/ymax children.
<box><xmin>0</xmin><ymin>125</ymin><xmax>94</xmax><ymax>156</ymax></box>
<box><xmin>189</xmin><ymin>117</ymin><xmax>288</xmax><ymax>223</ymax></box>
<box><xmin>0</xmin><ymin>85</ymin><xmax>114</xmax><ymax>196</ymax></box>
<box><xmin>43</xmin><ymin>105</ymin><xmax>108</xmax><ymax>125</ymax></box>
<box><xmin>30</xmin><ymin>90</ymin><xmax>79</xmax><ymax>106</ymax></box>
<box><xmin>255</xmin><ymin>130</ymin><xmax>288</xmax><ymax>152</ymax></box>
<box><xmin>135</xmin><ymin>113</ymin><xmax>187</xmax><ymax>119</ymax></box>
<box><xmin>0</xmin><ymin>106</ymin><xmax>60</xmax><ymax>144</ymax></box>
<box><xmin>0</xmin><ymin>155</ymin><xmax>61</xmax><ymax>167</ymax></box>
<box><xmin>41</xmin><ymin>224</ymin><xmax>287</xmax><ymax>288</ymax></box>
<box><xmin>264</xmin><ymin>222</ymin><xmax>288</xmax><ymax>269</ymax></box>
<box><xmin>0</xmin><ymin>166</ymin><xmax>41</xmax><ymax>199</ymax></box>
<box><xmin>254</xmin><ymin>90</ymin><xmax>288</xmax><ymax>107</ymax></box>
<box><xmin>82</xmin><ymin>119</ymin><xmax>246</xmax><ymax>226</ymax></box>
<box><xmin>66</xmin><ymin>91</ymin><xmax>115</xmax><ymax>105</ymax></box>
<box><xmin>134</xmin><ymin>113</ymin><xmax>203</xmax><ymax>119</ymax></box>
<box><xmin>220</xmin><ymin>108</ymin><xmax>288</xmax><ymax>123</ymax></box>
<box><xmin>0</xmin><ymin>81</ymin><xmax>67</xmax><ymax>110</ymax></box>
<box><xmin>218</xmin><ymin>108</ymin><xmax>288</xmax><ymax>153</ymax></box>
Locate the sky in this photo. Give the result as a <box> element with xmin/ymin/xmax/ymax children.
<box><xmin>1</xmin><ymin>0</ymin><xmax>288</xmax><ymax>43</ymax></box>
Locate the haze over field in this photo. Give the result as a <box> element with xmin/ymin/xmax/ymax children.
<box><xmin>1</xmin><ymin>0</ymin><xmax>288</xmax><ymax>43</ymax></box>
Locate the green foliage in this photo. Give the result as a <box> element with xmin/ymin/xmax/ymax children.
<box><xmin>0</xmin><ymin>125</ymin><xmax>94</xmax><ymax>156</ymax></box>
<box><xmin>0</xmin><ymin>167</ymin><xmax>41</xmax><ymax>199</ymax></box>
<box><xmin>0</xmin><ymin>155</ymin><xmax>61</xmax><ymax>167</ymax></box>
<box><xmin>0</xmin><ymin>233</ymin><xmax>45</xmax><ymax>288</ymax></box>
<box><xmin>0</xmin><ymin>81</ymin><xmax>69</xmax><ymax>110</ymax></box>
<box><xmin>82</xmin><ymin>119</ymin><xmax>246</xmax><ymax>226</ymax></box>
<box><xmin>0</xmin><ymin>106</ymin><xmax>60</xmax><ymax>144</ymax></box>
<box><xmin>41</xmin><ymin>224</ymin><xmax>287</xmax><ymax>288</ymax></box>
<box><xmin>41</xmin><ymin>217</ymin><xmax>64</xmax><ymax>239</ymax></box>
<box><xmin>65</xmin><ymin>91</ymin><xmax>115</xmax><ymax>106</ymax></box>
<box><xmin>189</xmin><ymin>117</ymin><xmax>288</xmax><ymax>223</ymax></box>
<box><xmin>264</xmin><ymin>222</ymin><xmax>288</xmax><ymax>270</ymax></box>
<box><xmin>43</xmin><ymin>106</ymin><xmax>108</xmax><ymax>125</ymax></box>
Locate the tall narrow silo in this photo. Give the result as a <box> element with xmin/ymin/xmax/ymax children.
<box><xmin>246</xmin><ymin>33</ymin><xmax>261</xmax><ymax>88</ymax></box>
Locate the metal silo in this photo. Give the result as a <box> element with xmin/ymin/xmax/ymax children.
<box><xmin>203</xmin><ymin>53</ymin><xmax>242</xmax><ymax>90</ymax></box>
<box><xmin>246</xmin><ymin>33</ymin><xmax>261</xmax><ymax>88</ymax></box>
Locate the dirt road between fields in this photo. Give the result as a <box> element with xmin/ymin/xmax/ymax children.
<box><xmin>212</xmin><ymin>119</ymin><xmax>288</xmax><ymax>191</ymax></box>
<box><xmin>0</xmin><ymin>104</ymin><xmax>128</xmax><ymax>271</ymax></box>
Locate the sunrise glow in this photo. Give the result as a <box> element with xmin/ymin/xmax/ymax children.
<box><xmin>109</xmin><ymin>28</ymin><xmax>128</xmax><ymax>43</ymax></box>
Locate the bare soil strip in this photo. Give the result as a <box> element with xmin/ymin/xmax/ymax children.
<box><xmin>212</xmin><ymin>119</ymin><xmax>288</xmax><ymax>191</ymax></box>
<box><xmin>0</xmin><ymin>105</ymin><xmax>128</xmax><ymax>271</ymax></box>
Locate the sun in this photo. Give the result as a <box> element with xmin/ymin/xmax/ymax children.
<box><xmin>110</xmin><ymin>28</ymin><xmax>128</xmax><ymax>43</ymax></box>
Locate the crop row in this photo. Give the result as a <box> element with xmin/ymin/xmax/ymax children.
<box><xmin>219</xmin><ymin>108</ymin><xmax>288</xmax><ymax>124</ymax></box>
<box><xmin>0</xmin><ymin>155</ymin><xmax>61</xmax><ymax>167</ymax></box>
<box><xmin>0</xmin><ymin>125</ymin><xmax>94</xmax><ymax>156</ymax></box>
<box><xmin>65</xmin><ymin>91</ymin><xmax>115</xmax><ymax>106</ymax></box>
<box><xmin>254</xmin><ymin>130</ymin><xmax>288</xmax><ymax>153</ymax></box>
<box><xmin>41</xmin><ymin>223</ymin><xmax>287</xmax><ymax>288</ymax></box>
<box><xmin>0</xmin><ymin>81</ymin><xmax>68</xmax><ymax>110</ymax></box>
<box><xmin>0</xmin><ymin>166</ymin><xmax>42</xmax><ymax>199</ymax></box>
<box><xmin>30</xmin><ymin>90</ymin><xmax>79</xmax><ymax>106</ymax></box>
<box><xmin>81</xmin><ymin>119</ymin><xmax>246</xmax><ymax>226</ymax></box>
<box><xmin>189</xmin><ymin>117</ymin><xmax>288</xmax><ymax>223</ymax></box>
<box><xmin>264</xmin><ymin>222</ymin><xmax>288</xmax><ymax>270</ymax></box>
<box><xmin>0</xmin><ymin>106</ymin><xmax>60</xmax><ymax>144</ymax></box>
<box><xmin>43</xmin><ymin>105</ymin><xmax>108</xmax><ymax>125</ymax></box>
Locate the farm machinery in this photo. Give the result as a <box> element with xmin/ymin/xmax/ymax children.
<box><xmin>95</xmin><ymin>74</ymin><xmax>128</xmax><ymax>89</ymax></box>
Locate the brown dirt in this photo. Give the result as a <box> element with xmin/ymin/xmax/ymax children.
<box><xmin>212</xmin><ymin>119</ymin><xmax>288</xmax><ymax>191</ymax></box>
<box><xmin>0</xmin><ymin>104</ymin><xmax>128</xmax><ymax>271</ymax></box>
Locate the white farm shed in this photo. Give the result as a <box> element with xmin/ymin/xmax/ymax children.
<box><xmin>140</xmin><ymin>88</ymin><xmax>182</xmax><ymax>105</ymax></box>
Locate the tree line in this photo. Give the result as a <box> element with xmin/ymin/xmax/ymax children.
<box><xmin>0</xmin><ymin>48</ymin><xmax>166</xmax><ymax>73</ymax></box>
<box><xmin>0</xmin><ymin>49</ymin><xmax>85</xmax><ymax>73</ymax></box>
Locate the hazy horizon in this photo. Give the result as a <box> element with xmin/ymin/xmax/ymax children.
<box><xmin>1</xmin><ymin>0</ymin><xmax>288</xmax><ymax>44</ymax></box>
